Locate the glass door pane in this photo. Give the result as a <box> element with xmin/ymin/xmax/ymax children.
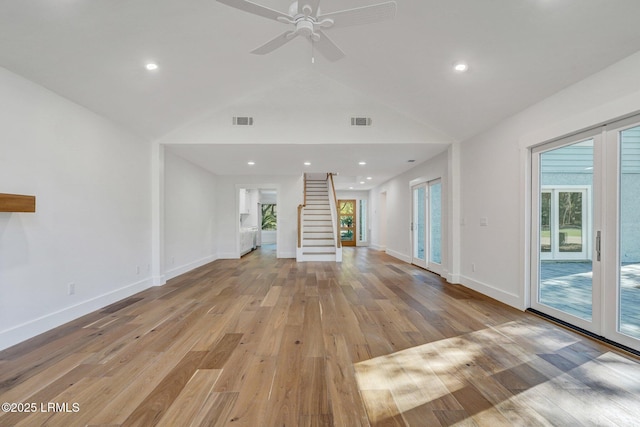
<box><xmin>359</xmin><ymin>200</ymin><xmax>367</xmax><ymax>243</ymax></box>
<box><xmin>538</xmin><ymin>139</ymin><xmax>594</xmax><ymax>322</ymax></box>
<box><xmin>541</xmin><ymin>191</ymin><xmax>552</xmax><ymax>255</ymax></box>
<box><xmin>412</xmin><ymin>184</ymin><xmax>426</xmax><ymax>268</ymax></box>
<box><xmin>429</xmin><ymin>180</ymin><xmax>442</xmax><ymax>265</ymax></box>
<box><xmin>619</xmin><ymin>126</ymin><xmax>640</xmax><ymax>339</ymax></box>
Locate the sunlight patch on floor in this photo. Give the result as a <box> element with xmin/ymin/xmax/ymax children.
<box><xmin>354</xmin><ymin>330</ymin><xmax>485</xmax><ymax>422</ymax></box>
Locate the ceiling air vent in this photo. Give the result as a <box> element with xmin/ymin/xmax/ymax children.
<box><xmin>351</xmin><ymin>117</ymin><xmax>372</xmax><ymax>126</ymax></box>
<box><xmin>233</xmin><ymin>116</ymin><xmax>254</xmax><ymax>126</ymax></box>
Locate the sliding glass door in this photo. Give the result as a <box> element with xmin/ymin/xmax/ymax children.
<box><xmin>532</xmin><ymin>116</ymin><xmax>640</xmax><ymax>352</ymax></box>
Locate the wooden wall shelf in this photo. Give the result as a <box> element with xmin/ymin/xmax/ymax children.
<box><xmin>0</xmin><ymin>193</ymin><xmax>36</xmax><ymax>212</ymax></box>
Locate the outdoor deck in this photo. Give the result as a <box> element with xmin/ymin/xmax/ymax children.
<box><xmin>540</xmin><ymin>262</ymin><xmax>640</xmax><ymax>338</ymax></box>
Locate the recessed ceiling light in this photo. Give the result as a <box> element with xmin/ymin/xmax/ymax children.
<box><xmin>247</xmin><ymin>161</ymin><xmax>255</xmax><ymax>165</ymax></box>
<box><xmin>358</xmin><ymin>161</ymin><xmax>367</xmax><ymax>165</ymax></box>
<box><xmin>145</xmin><ymin>63</ymin><xmax>159</xmax><ymax>71</ymax></box>
<box><xmin>366</xmin><ymin>177</ymin><xmax>372</xmax><ymax>180</ymax></box>
<box><xmin>453</xmin><ymin>62</ymin><xmax>469</xmax><ymax>73</ymax></box>
<box><xmin>349</xmin><ymin>187</ymin><xmax>354</xmax><ymax>189</ymax></box>
<box><xmin>360</xmin><ymin>181</ymin><xmax>365</xmax><ymax>184</ymax></box>
<box><xmin>304</xmin><ymin>162</ymin><xmax>311</xmax><ymax>166</ymax></box>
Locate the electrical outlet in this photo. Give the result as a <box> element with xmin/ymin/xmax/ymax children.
<box><xmin>136</xmin><ymin>265</ymin><xmax>140</xmax><ymax>275</ymax></box>
<box><xmin>472</xmin><ymin>263</ymin><xmax>476</xmax><ymax>272</ymax></box>
<box><xmin>68</xmin><ymin>283</ymin><xmax>76</xmax><ymax>295</ymax></box>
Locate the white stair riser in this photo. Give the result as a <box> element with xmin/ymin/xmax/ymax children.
<box><xmin>304</xmin><ymin>233</ymin><xmax>334</xmax><ymax>239</ymax></box>
<box><xmin>300</xmin><ymin>254</ymin><xmax>337</xmax><ymax>262</ymax></box>
<box><xmin>303</xmin><ymin>221</ymin><xmax>332</xmax><ymax>227</ymax></box>
<box><xmin>303</xmin><ymin>247</ymin><xmax>336</xmax><ymax>254</ymax></box>
<box><xmin>303</xmin><ymin>238</ymin><xmax>335</xmax><ymax>246</ymax></box>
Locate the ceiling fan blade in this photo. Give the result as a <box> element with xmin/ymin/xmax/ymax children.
<box><xmin>317</xmin><ymin>1</ymin><xmax>396</xmax><ymax>29</ymax></box>
<box><xmin>313</xmin><ymin>30</ymin><xmax>345</xmax><ymax>62</ymax></box>
<box><xmin>251</xmin><ymin>31</ymin><xmax>298</xmax><ymax>55</ymax></box>
<box><xmin>217</xmin><ymin>0</ymin><xmax>293</xmax><ymax>22</ymax></box>
<box><xmin>298</xmin><ymin>0</ymin><xmax>321</xmax><ymax>17</ymax></box>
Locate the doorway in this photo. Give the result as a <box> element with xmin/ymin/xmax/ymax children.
<box><xmin>338</xmin><ymin>199</ymin><xmax>356</xmax><ymax>247</ymax></box>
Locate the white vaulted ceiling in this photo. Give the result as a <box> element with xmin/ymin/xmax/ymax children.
<box><xmin>2</xmin><ymin>0</ymin><xmax>640</xmax><ymax>186</ymax></box>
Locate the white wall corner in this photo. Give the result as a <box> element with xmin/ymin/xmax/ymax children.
<box><xmin>164</xmin><ymin>254</ymin><xmax>219</xmax><ymax>281</ymax></box>
<box><xmin>151</xmin><ymin>142</ymin><xmax>165</xmax><ymax>285</ymax></box>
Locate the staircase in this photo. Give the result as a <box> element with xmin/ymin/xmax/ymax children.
<box><xmin>297</xmin><ymin>175</ymin><xmax>342</xmax><ymax>262</ymax></box>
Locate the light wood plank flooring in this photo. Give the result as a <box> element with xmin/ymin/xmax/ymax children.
<box><xmin>2</xmin><ymin>246</ymin><xmax>640</xmax><ymax>426</ymax></box>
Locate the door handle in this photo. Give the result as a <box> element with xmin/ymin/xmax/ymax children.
<box><xmin>596</xmin><ymin>231</ymin><xmax>601</xmax><ymax>261</ymax></box>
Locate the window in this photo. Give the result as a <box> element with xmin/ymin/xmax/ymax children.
<box><xmin>261</xmin><ymin>204</ymin><xmax>277</xmax><ymax>230</ymax></box>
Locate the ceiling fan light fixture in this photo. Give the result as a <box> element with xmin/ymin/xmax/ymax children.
<box><xmin>217</xmin><ymin>0</ymin><xmax>397</xmax><ymax>61</ymax></box>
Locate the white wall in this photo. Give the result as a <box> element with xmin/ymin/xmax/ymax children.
<box><xmin>215</xmin><ymin>175</ymin><xmax>302</xmax><ymax>259</ymax></box>
<box><xmin>370</xmin><ymin>150</ymin><xmax>449</xmax><ymax>269</ymax></box>
<box><xmin>459</xmin><ymin>51</ymin><xmax>640</xmax><ymax>310</ymax></box>
<box><xmin>0</xmin><ymin>67</ymin><xmax>152</xmax><ymax>350</ymax></box>
<box><xmin>164</xmin><ymin>150</ymin><xmax>217</xmax><ymax>280</ymax></box>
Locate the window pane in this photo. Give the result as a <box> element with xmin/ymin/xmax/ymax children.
<box><xmin>429</xmin><ymin>182</ymin><xmax>442</xmax><ymax>264</ymax></box>
<box><xmin>413</xmin><ymin>187</ymin><xmax>426</xmax><ymax>261</ymax></box>
<box><xmin>359</xmin><ymin>200</ymin><xmax>367</xmax><ymax>242</ymax></box>
<box><xmin>558</xmin><ymin>192</ymin><xmax>583</xmax><ymax>253</ymax></box>
<box><xmin>619</xmin><ymin>126</ymin><xmax>640</xmax><ymax>339</ymax></box>
<box><xmin>539</xmin><ymin>139</ymin><xmax>593</xmax><ymax>321</ymax></box>
<box><xmin>541</xmin><ymin>192</ymin><xmax>551</xmax><ymax>252</ymax></box>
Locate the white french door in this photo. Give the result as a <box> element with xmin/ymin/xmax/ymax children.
<box><xmin>531</xmin><ymin>116</ymin><xmax>640</xmax><ymax>352</ymax></box>
<box><xmin>411</xmin><ymin>180</ymin><xmax>443</xmax><ymax>273</ymax></box>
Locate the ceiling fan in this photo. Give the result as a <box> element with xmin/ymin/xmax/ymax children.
<box><xmin>217</xmin><ymin>0</ymin><xmax>397</xmax><ymax>61</ymax></box>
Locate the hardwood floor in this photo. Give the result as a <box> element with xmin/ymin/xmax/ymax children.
<box><xmin>2</xmin><ymin>246</ymin><xmax>640</xmax><ymax>426</ymax></box>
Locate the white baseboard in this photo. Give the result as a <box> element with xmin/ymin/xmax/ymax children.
<box><xmin>164</xmin><ymin>254</ymin><xmax>218</xmax><ymax>281</ymax></box>
<box><xmin>277</xmin><ymin>251</ymin><xmax>296</xmax><ymax>259</ymax></box>
<box><xmin>385</xmin><ymin>248</ymin><xmax>411</xmax><ymax>264</ymax></box>
<box><xmin>0</xmin><ymin>278</ymin><xmax>153</xmax><ymax>351</ymax></box>
<box><xmin>370</xmin><ymin>244</ymin><xmax>386</xmax><ymax>251</ymax></box>
<box><xmin>458</xmin><ymin>274</ymin><xmax>524</xmax><ymax>310</ymax></box>
<box><xmin>218</xmin><ymin>252</ymin><xmax>240</xmax><ymax>259</ymax></box>
<box><xmin>447</xmin><ymin>273</ymin><xmax>461</xmax><ymax>284</ymax></box>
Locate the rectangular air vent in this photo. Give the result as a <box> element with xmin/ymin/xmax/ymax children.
<box><xmin>233</xmin><ymin>116</ymin><xmax>254</xmax><ymax>126</ymax></box>
<box><xmin>351</xmin><ymin>117</ymin><xmax>372</xmax><ymax>126</ymax></box>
